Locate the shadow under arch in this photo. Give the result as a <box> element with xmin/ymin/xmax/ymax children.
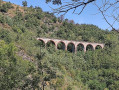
<box><xmin>57</xmin><ymin>41</ymin><xmax>66</xmax><ymax>50</ymax></box>
<box><xmin>38</xmin><ymin>39</ymin><xmax>45</xmax><ymax>48</ymax></box>
<box><xmin>86</xmin><ymin>44</ymin><xmax>94</xmax><ymax>51</ymax></box>
<box><xmin>46</xmin><ymin>40</ymin><xmax>56</xmax><ymax>51</ymax></box>
<box><xmin>95</xmin><ymin>45</ymin><xmax>102</xmax><ymax>49</ymax></box>
<box><xmin>77</xmin><ymin>43</ymin><xmax>84</xmax><ymax>52</ymax></box>
<box><xmin>67</xmin><ymin>42</ymin><xmax>75</xmax><ymax>53</ymax></box>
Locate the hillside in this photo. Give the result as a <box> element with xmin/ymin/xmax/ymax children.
<box><xmin>0</xmin><ymin>1</ymin><xmax>119</xmax><ymax>90</ymax></box>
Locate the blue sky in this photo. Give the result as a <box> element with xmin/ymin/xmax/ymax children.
<box><xmin>3</xmin><ymin>0</ymin><xmax>118</xmax><ymax>30</ymax></box>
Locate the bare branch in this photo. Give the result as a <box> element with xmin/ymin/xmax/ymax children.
<box><xmin>47</xmin><ymin>0</ymin><xmax>119</xmax><ymax>30</ymax></box>
<box><xmin>95</xmin><ymin>2</ymin><xmax>115</xmax><ymax>30</ymax></box>
<box><xmin>53</xmin><ymin>0</ymin><xmax>96</xmax><ymax>15</ymax></box>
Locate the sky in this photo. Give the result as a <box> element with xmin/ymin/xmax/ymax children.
<box><xmin>3</xmin><ymin>0</ymin><xmax>119</xmax><ymax>30</ymax></box>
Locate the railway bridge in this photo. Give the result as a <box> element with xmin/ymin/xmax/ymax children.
<box><xmin>37</xmin><ymin>38</ymin><xmax>104</xmax><ymax>53</ymax></box>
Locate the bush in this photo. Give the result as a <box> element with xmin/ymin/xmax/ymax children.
<box><xmin>56</xmin><ymin>76</ymin><xmax>64</xmax><ymax>87</ymax></box>
<box><xmin>67</xmin><ymin>85</ymin><xmax>73</xmax><ymax>90</ymax></box>
<box><xmin>6</xmin><ymin>16</ymin><xmax>13</xmax><ymax>26</ymax></box>
<box><xmin>0</xmin><ymin>29</ymin><xmax>12</xmax><ymax>43</ymax></box>
<box><xmin>0</xmin><ymin>14</ymin><xmax>6</xmax><ymax>23</ymax></box>
<box><xmin>52</xmin><ymin>17</ymin><xmax>57</xmax><ymax>23</ymax></box>
<box><xmin>0</xmin><ymin>2</ymin><xmax>13</xmax><ymax>13</ymax></box>
<box><xmin>35</xmin><ymin>12</ymin><xmax>43</xmax><ymax>20</ymax></box>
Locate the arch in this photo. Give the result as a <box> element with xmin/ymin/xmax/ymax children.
<box><xmin>86</xmin><ymin>44</ymin><xmax>94</xmax><ymax>51</ymax></box>
<box><xmin>46</xmin><ymin>40</ymin><xmax>56</xmax><ymax>46</ymax></box>
<box><xmin>46</xmin><ymin>40</ymin><xmax>56</xmax><ymax>51</ymax></box>
<box><xmin>38</xmin><ymin>39</ymin><xmax>45</xmax><ymax>47</ymax></box>
<box><xmin>67</xmin><ymin>42</ymin><xmax>75</xmax><ymax>53</ymax></box>
<box><xmin>77</xmin><ymin>43</ymin><xmax>84</xmax><ymax>52</ymax></box>
<box><xmin>38</xmin><ymin>39</ymin><xmax>45</xmax><ymax>44</ymax></box>
<box><xmin>57</xmin><ymin>41</ymin><xmax>66</xmax><ymax>50</ymax></box>
<box><xmin>95</xmin><ymin>45</ymin><xmax>102</xmax><ymax>49</ymax></box>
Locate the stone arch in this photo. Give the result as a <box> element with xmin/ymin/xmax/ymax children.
<box><xmin>57</xmin><ymin>41</ymin><xmax>66</xmax><ymax>50</ymax></box>
<box><xmin>38</xmin><ymin>39</ymin><xmax>45</xmax><ymax>47</ymax></box>
<box><xmin>46</xmin><ymin>40</ymin><xmax>56</xmax><ymax>50</ymax></box>
<box><xmin>77</xmin><ymin>43</ymin><xmax>84</xmax><ymax>52</ymax></box>
<box><xmin>38</xmin><ymin>39</ymin><xmax>45</xmax><ymax>43</ymax></box>
<box><xmin>95</xmin><ymin>45</ymin><xmax>102</xmax><ymax>49</ymax></box>
<box><xmin>67</xmin><ymin>42</ymin><xmax>75</xmax><ymax>53</ymax></box>
<box><xmin>86</xmin><ymin>44</ymin><xmax>94</xmax><ymax>51</ymax></box>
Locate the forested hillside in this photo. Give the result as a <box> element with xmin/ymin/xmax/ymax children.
<box><xmin>0</xmin><ymin>1</ymin><xmax>119</xmax><ymax>90</ymax></box>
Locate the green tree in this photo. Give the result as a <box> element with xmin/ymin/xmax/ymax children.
<box><xmin>0</xmin><ymin>41</ymin><xmax>36</xmax><ymax>89</ymax></box>
<box><xmin>22</xmin><ymin>1</ymin><xmax>27</xmax><ymax>7</ymax></box>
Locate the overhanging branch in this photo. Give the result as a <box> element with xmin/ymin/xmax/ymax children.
<box><xmin>52</xmin><ymin>0</ymin><xmax>96</xmax><ymax>15</ymax></box>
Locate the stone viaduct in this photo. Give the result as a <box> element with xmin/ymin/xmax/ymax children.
<box><xmin>37</xmin><ymin>38</ymin><xmax>104</xmax><ymax>53</ymax></box>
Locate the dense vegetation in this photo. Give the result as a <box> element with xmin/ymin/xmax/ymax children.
<box><xmin>0</xmin><ymin>1</ymin><xmax>119</xmax><ymax>90</ymax></box>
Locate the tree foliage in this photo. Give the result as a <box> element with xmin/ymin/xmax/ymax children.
<box><xmin>0</xmin><ymin>2</ymin><xmax>13</xmax><ymax>12</ymax></box>
<box><xmin>22</xmin><ymin>1</ymin><xmax>27</xmax><ymax>7</ymax></box>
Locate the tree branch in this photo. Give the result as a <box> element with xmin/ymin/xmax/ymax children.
<box><xmin>52</xmin><ymin>0</ymin><xmax>96</xmax><ymax>15</ymax></box>
<box><xmin>95</xmin><ymin>3</ymin><xmax>116</xmax><ymax>30</ymax></box>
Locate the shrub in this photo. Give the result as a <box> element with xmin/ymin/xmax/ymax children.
<box><xmin>52</xmin><ymin>17</ymin><xmax>57</xmax><ymax>23</ymax></box>
<box><xmin>0</xmin><ymin>14</ymin><xmax>6</xmax><ymax>23</ymax></box>
<box><xmin>0</xmin><ymin>29</ymin><xmax>12</xmax><ymax>43</ymax></box>
<box><xmin>67</xmin><ymin>85</ymin><xmax>73</xmax><ymax>90</ymax></box>
<box><xmin>56</xmin><ymin>77</ymin><xmax>64</xmax><ymax>87</ymax></box>
<box><xmin>0</xmin><ymin>2</ymin><xmax>13</xmax><ymax>13</ymax></box>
